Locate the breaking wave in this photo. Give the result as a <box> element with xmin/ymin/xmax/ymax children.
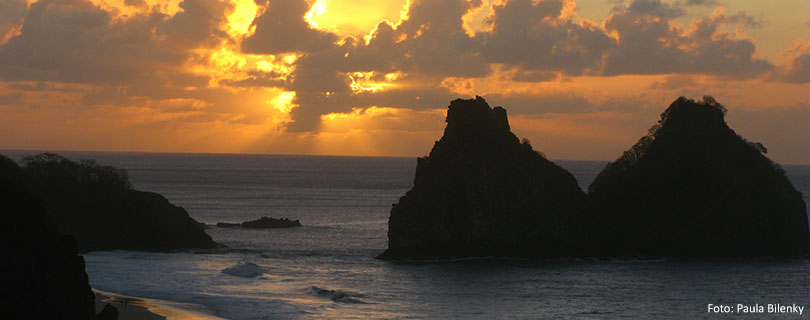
<box><xmin>221</xmin><ymin>262</ymin><xmax>265</xmax><ymax>278</ymax></box>
<box><xmin>305</xmin><ymin>286</ymin><xmax>366</xmax><ymax>304</ymax></box>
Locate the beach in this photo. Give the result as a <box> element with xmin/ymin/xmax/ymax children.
<box><xmin>94</xmin><ymin>289</ymin><xmax>223</xmax><ymax>320</ymax></box>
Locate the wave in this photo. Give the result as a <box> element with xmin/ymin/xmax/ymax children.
<box><xmin>221</xmin><ymin>262</ymin><xmax>266</xmax><ymax>278</ymax></box>
<box><xmin>305</xmin><ymin>286</ymin><xmax>366</xmax><ymax>304</ymax></box>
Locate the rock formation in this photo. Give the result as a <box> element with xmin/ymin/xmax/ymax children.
<box><xmin>379</xmin><ymin>97</ymin><xmax>590</xmax><ymax>259</ymax></box>
<box><xmin>217</xmin><ymin>216</ymin><xmax>302</xmax><ymax>229</ymax></box>
<box><xmin>0</xmin><ymin>153</ymin><xmax>98</xmax><ymax>319</ymax></box>
<box><xmin>15</xmin><ymin>152</ymin><xmax>216</xmax><ymax>252</ymax></box>
<box><xmin>588</xmin><ymin>97</ymin><xmax>809</xmax><ymax>256</ymax></box>
<box><xmin>96</xmin><ymin>303</ymin><xmax>119</xmax><ymax>320</ymax></box>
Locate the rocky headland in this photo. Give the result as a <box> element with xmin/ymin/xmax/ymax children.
<box><xmin>11</xmin><ymin>152</ymin><xmax>216</xmax><ymax>252</ymax></box>
<box><xmin>1</xmin><ymin>154</ymin><xmax>100</xmax><ymax>319</ymax></box>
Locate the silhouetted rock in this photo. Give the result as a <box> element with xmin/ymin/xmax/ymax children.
<box><xmin>96</xmin><ymin>303</ymin><xmax>119</xmax><ymax>320</ymax></box>
<box><xmin>0</xmin><ymin>154</ymin><xmax>96</xmax><ymax>320</ymax></box>
<box><xmin>16</xmin><ymin>152</ymin><xmax>216</xmax><ymax>252</ymax></box>
<box><xmin>217</xmin><ymin>216</ymin><xmax>302</xmax><ymax>229</ymax></box>
<box><xmin>588</xmin><ymin>96</ymin><xmax>809</xmax><ymax>256</ymax></box>
<box><xmin>379</xmin><ymin>97</ymin><xmax>590</xmax><ymax>259</ymax></box>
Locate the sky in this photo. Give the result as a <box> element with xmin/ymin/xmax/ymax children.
<box><xmin>0</xmin><ymin>0</ymin><xmax>808</xmax><ymax>163</ymax></box>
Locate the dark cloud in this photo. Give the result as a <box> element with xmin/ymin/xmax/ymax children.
<box><xmin>0</xmin><ymin>0</ymin><xmax>229</xmax><ymax>86</ymax></box>
<box><xmin>158</xmin><ymin>0</ymin><xmax>233</xmax><ymax>48</ymax></box>
<box><xmin>715</xmin><ymin>11</ymin><xmax>764</xmax><ymax>28</ymax></box>
<box><xmin>390</xmin><ymin>0</ymin><xmax>489</xmax><ymax>78</ymax></box>
<box><xmin>241</xmin><ymin>0</ymin><xmax>337</xmax><ymax>54</ymax></box>
<box><xmin>602</xmin><ymin>0</ymin><xmax>772</xmax><ymax>76</ymax></box>
<box><xmin>683</xmin><ymin>0</ymin><xmax>719</xmax><ymax>6</ymax></box>
<box><xmin>784</xmin><ymin>54</ymin><xmax>810</xmax><ymax>83</ymax></box>
<box><xmin>481</xmin><ymin>0</ymin><xmax>615</xmax><ymax>76</ymax></box>
<box><xmin>626</xmin><ymin>0</ymin><xmax>684</xmax><ymax>18</ymax></box>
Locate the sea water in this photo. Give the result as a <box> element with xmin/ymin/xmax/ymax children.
<box><xmin>5</xmin><ymin>150</ymin><xmax>810</xmax><ymax>319</ymax></box>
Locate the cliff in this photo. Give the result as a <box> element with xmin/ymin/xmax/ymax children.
<box><xmin>0</xmin><ymin>154</ymin><xmax>97</xmax><ymax>319</ymax></box>
<box><xmin>588</xmin><ymin>97</ymin><xmax>809</xmax><ymax>256</ymax></box>
<box><xmin>379</xmin><ymin>97</ymin><xmax>590</xmax><ymax>259</ymax></box>
<box><xmin>16</xmin><ymin>152</ymin><xmax>215</xmax><ymax>252</ymax></box>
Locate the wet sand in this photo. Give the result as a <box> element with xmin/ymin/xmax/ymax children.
<box><xmin>94</xmin><ymin>289</ymin><xmax>224</xmax><ymax>320</ymax></box>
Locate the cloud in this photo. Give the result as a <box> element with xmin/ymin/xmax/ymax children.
<box><xmin>0</xmin><ymin>0</ymin><xmax>27</xmax><ymax>24</ymax></box>
<box><xmin>774</xmin><ymin>40</ymin><xmax>810</xmax><ymax>83</ymax></box>
<box><xmin>0</xmin><ymin>0</ymin><xmax>228</xmax><ymax>86</ymax></box>
<box><xmin>480</xmin><ymin>0</ymin><xmax>615</xmax><ymax>76</ymax></box>
<box><xmin>625</xmin><ymin>0</ymin><xmax>684</xmax><ymax>18</ymax></box>
<box><xmin>158</xmin><ymin>0</ymin><xmax>233</xmax><ymax>48</ymax></box>
<box><xmin>236</xmin><ymin>0</ymin><xmax>779</xmax><ymax>131</ymax></box>
<box><xmin>713</xmin><ymin>10</ymin><xmax>764</xmax><ymax>28</ymax></box>
<box><xmin>602</xmin><ymin>1</ymin><xmax>772</xmax><ymax>76</ymax></box>
<box><xmin>242</xmin><ymin>0</ymin><xmax>491</xmax><ymax>131</ymax></box>
<box><xmin>0</xmin><ymin>0</ymin><xmax>793</xmax><ymax>143</ymax></box>
<box><xmin>241</xmin><ymin>0</ymin><xmax>337</xmax><ymax>54</ymax></box>
<box><xmin>682</xmin><ymin>0</ymin><xmax>719</xmax><ymax>6</ymax></box>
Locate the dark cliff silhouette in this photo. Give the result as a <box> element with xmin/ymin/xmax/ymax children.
<box><xmin>13</xmin><ymin>152</ymin><xmax>215</xmax><ymax>252</ymax></box>
<box><xmin>588</xmin><ymin>97</ymin><xmax>809</xmax><ymax>256</ymax></box>
<box><xmin>379</xmin><ymin>97</ymin><xmax>590</xmax><ymax>259</ymax></box>
<box><xmin>0</xmin><ymin>154</ymin><xmax>100</xmax><ymax>319</ymax></box>
<box><xmin>217</xmin><ymin>216</ymin><xmax>302</xmax><ymax>228</ymax></box>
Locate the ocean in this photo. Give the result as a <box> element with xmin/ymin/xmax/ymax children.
<box><xmin>5</xmin><ymin>150</ymin><xmax>810</xmax><ymax>319</ymax></box>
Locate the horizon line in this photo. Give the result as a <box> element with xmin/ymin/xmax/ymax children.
<box><xmin>3</xmin><ymin>147</ymin><xmax>810</xmax><ymax>166</ymax></box>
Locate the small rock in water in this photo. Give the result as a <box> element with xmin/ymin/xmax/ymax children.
<box><xmin>217</xmin><ymin>216</ymin><xmax>302</xmax><ymax>229</ymax></box>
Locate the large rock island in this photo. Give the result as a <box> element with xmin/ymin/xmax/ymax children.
<box><xmin>378</xmin><ymin>97</ymin><xmax>590</xmax><ymax>259</ymax></box>
<box><xmin>14</xmin><ymin>152</ymin><xmax>216</xmax><ymax>252</ymax></box>
<box><xmin>588</xmin><ymin>97</ymin><xmax>809</xmax><ymax>256</ymax></box>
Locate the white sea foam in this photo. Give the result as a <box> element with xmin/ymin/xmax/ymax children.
<box><xmin>221</xmin><ymin>262</ymin><xmax>265</xmax><ymax>278</ymax></box>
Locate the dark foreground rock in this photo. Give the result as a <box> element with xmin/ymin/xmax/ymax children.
<box><xmin>217</xmin><ymin>216</ymin><xmax>302</xmax><ymax>229</ymax></box>
<box><xmin>588</xmin><ymin>97</ymin><xmax>809</xmax><ymax>256</ymax></box>
<box><xmin>0</xmin><ymin>154</ymin><xmax>99</xmax><ymax>319</ymax></box>
<box><xmin>96</xmin><ymin>303</ymin><xmax>119</xmax><ymax>320</ymax></box>
<box><xmin>14</xmin><ymin>152</ymin><xmax>216</xmax><ymax>252</ymax></box>
<box><xmin>378</xmin><ymin>97</ymin><xmax>590</xmax><ymax>259</ymax></box>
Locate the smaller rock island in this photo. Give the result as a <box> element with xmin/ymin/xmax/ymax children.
<box><xmin>588</xmin><ymin>96</ymin><xmax>809</xmax><ymax>256</ymax></box>
<box><xmin>217</xmin><ymin>216</ymin><xmax>302</xmax><ymax>229</ymax></box>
